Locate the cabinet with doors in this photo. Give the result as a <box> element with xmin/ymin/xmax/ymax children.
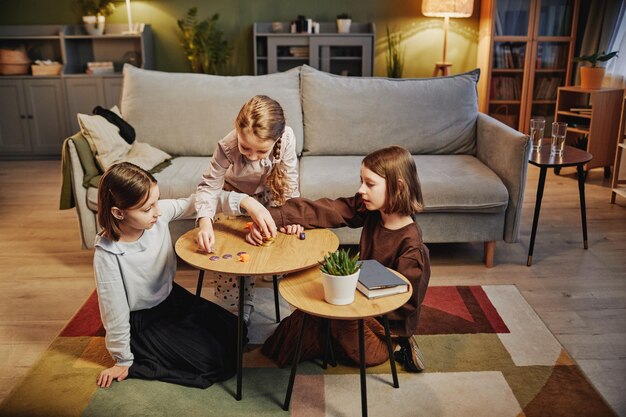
<box><xmin>0</xmin><ymin>24</ymin><xmax>152</xmax><ymax>158</ymax></box>
<box><xmin>253</xmin><ymin>22</ymin><xmax>375</xmax><ymax>76</ymax></box>
<box><xmin>0</xmin><ymin>78</ymin><xmax>67</xmax><ymax>157</ymax></box>
<box><xmin>477</xmin><ymin>0</ymin><xmax>579</xmax><ymax>135</ymax></box>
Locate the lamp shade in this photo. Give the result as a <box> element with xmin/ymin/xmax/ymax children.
<box><xmin>422</xmin><ymin>0</ymin><xmax>474</xmax><ymax>18</ymax></box>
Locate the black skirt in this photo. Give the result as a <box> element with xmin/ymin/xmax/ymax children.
<box><xmin>127</xmin><ymin>283</ymin><xmax>245</xmax><ymax>388</ymax></box>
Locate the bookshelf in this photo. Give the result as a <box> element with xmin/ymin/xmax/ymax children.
<box><xmin>555</xmin><ymin>86</ymin><xmax>624</xmax><ymax>175</ymax></box>
<box><xmin>477</xmin><ymin>0</ymin><xmax>579</xmax><ymax>134</ymax></box>
<box><xmin>610</xmin><ymin>95</ymin><xmax>626</xmax><ymax>203</ymax></box>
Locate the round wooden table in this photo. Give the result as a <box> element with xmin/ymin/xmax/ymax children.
<box><xmin>175</xmin><ymin>215</ymin><xmax>339</xmax><ymax>401</ymax></box>
<box><xmin>279</xmin><ymin>267</ymin><xmax>412</xmax><ymax>417</ymax></box>
<box><xmin>527</xmin><ymin>145</ymin><xmax>593</xmax><ymax>266</ymax></box>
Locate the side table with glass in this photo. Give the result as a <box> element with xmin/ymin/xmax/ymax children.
<box><xmin>527</xmin><ymin>122</ymin><xmax>593</xmax><ymax>265</ymax></box>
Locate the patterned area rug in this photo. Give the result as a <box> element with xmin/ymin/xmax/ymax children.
<box><xmin>0</xmin><ymin>285</ymin><xmax>616</xmax><ymax>417</ymax></box>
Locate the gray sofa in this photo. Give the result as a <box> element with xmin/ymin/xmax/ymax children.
<box><xmin>66</xmin><ymin>64</ymin><xmax>530</xmax><ymax>266</ymax></box>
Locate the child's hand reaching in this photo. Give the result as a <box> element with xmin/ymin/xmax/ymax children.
<box><xmin>197</xmin><ymin>217</ymin><xmax>215</xmax><ymax>253</ymax></box>
<box><xmin>241</xmin><ymin>197</ymin><xmax>277</xmax><ymax>239</ymax></box>
<box><xmin>280</xmin><ymin>224</ymin><xmax>304</xmax><ymax>235</ymax></box>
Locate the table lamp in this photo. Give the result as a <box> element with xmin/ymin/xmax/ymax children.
<box><xmin>422</xmin><ymin>0</ymin><xmax>474</xmax><ymax>76</ymax></box>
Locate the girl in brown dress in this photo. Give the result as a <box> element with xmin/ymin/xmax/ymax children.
<box><xmin>252</xmin><ymin>145</ymin><xmax>431</xmax><ymax>372</ymax></box>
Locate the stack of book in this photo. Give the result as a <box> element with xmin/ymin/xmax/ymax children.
<box><xmin>86</xmin><ymin>61</ymin><xmax>114</xmax><ymax>75</ymax></box>
<box><xmin>356</xmin><ymin>260</ymin><xmax>409</xmax><ymax>299</ymax></box>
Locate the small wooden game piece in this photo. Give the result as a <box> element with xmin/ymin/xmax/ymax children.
<box><xmin>239</xmin><ymin>253</ymin><xmax>250</xmax><ymax>262</ymax></box>
<box><xmin>299</xmin><ymin>232</ymin><xmax>306</xmax><ymax>240</ymax></box>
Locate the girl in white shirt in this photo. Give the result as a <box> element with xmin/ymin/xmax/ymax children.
<box><xmin>195</xmin><ymin>95</ymin><xmax>301</xmax><ymax>322</ymax></box>
<box><xmin>94</xmin><ymin>162</ymin><xmax>241</xmax><ymax>388</ymax></box>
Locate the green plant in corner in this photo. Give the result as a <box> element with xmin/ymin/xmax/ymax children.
<box><xmin>177</xmin><ymin>7</ymin><xmax>231</xmax><ymax>75</ymax></box>
<box><xmin>319</xmin><ymin>248</ymin><xmax>361</xmax><ymax>276</ymax></box>
<box><xmin>574</xmin><ymin>51</ymin><xmax>618</xmax><ymax>67</ymax></box>
<box><xmin>77</xmin><ymin>0</ymin><xmax>115</xmax><ymax>19</ymax></box>
<box><xmin>386</xmin><ymin>26</ymin><xmax>405</xmax><ymax>78</ymax></box>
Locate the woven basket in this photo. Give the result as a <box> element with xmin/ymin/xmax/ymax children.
<box><xmin>0</xmin><ymin>49</ymin><xmax>31</xmax><ymax>75</ymax></box>
<box><xmin>31</xmin><ymin>63</ymin><xmax>62</xmax><ymax>76</ymax></box>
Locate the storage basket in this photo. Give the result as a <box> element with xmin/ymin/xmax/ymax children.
<box><xmin>492</xmin><ymin>105</ymin><xmax>518</xmax><ymax>129</ymax></box>
<box><xmin>0</xmin><ymin>48</ymin><xmax>31</xmax><ymax>75</ymax></box>
<box><xmin>31</xmin><ymin>63</ymin><xmax>63</xmax><ymax>76</ymax></box>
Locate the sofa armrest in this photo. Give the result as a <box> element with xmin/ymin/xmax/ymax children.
<box><xmin>476</xmin><ymin>112</ymin><xmax>530</xmax><ymax>243</ymax></box>
<box><xmin>68</xmin><ymin>137</ymin><xmax>99</xmax><ymax>249</ymax></box>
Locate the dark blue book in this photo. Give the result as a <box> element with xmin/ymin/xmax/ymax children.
<box><xmin>357</xmin><ymin>260</ymin><xmax>409</xmax><ymax>299</ymax></box>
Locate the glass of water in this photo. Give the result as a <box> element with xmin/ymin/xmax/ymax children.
<box><xmin>551</xmin><ymin>122</ymin><xmax>567</xmax><ymax>156</ymax></box>
<box><xmin>530</xmin><ymin>118</ymin><xmax>546</xmax><ymax>151</ymax></box>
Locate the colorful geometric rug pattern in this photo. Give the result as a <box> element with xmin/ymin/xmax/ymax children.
<box><xmin>0</xmin><ymin>285</ymin><xmax>616</xmax><ymax>417</ymax></box>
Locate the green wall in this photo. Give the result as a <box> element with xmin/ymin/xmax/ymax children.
<box><xmin>0</xmin><ymin>0</ymin><xmax>480</xmax><ymax>77</ymax></box>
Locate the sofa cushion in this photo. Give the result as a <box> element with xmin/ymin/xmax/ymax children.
<box><xmin>87</xmin><ymin>156</ymin><xmax>207</xmax><ymax>211</ymax></box>
<box><xmin>299</xmin><ymin>155</ymin><xmax>508</xmax><ymax>213</ymax></box>
<box><xmin>300</xmin><ymin>65</ymin><xmax>479</xmax><ymax>156</ymax></box>
<box><xmin>121</xmin><ymin>65</ymin><xmax>303</xmax><ymax>157</ymax></box>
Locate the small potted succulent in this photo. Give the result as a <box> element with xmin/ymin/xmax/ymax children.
<box><xmin>319</xmin><ymin>248</ymin><xmax>361</xmax><ymax>305</ymax></box>
<box><xmin>336</xmin><ymin>13</ymin><xmax>352</xmax><ymax>34</ymax></box>
<box><xmin>77</xmin><ymin>0</ymin><xmax>115</xmax><ymax>35</ymax></box>
<box><xmin>574</xmin><ymin>51</ymin><xmax>619</xmax><ymax>89</ymax></box>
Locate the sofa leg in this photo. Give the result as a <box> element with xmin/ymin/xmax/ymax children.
<box><xmin>484</xmin><ymin>241</ymin><xmax>495</xmax><ymax>268</ymax></box>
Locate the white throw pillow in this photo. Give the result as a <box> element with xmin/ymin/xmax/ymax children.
<box><xmin>77</xmin><ymin>106</ymin><xmax>171</xmax><ymax>172</ymax></box>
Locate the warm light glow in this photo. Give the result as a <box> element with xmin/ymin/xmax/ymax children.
<box><xmin>422</xmin><ymin>0</ymin><xmax>474</xmax><ymax>18</ymax></box>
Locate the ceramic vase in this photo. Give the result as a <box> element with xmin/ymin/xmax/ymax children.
<box><xmin>580</xmin><ymin>67</ymin><xmax>605</xmax><ymax>89</ymax></box>
<box><xmin>321</xmin><ymin>270</ymin><xmax>360</xmax><ymax>305</ymax></box>
<box><xmin>83</xmin><ymin>16</ymin><xmax>106</xmax><ymax>36</ymax></box>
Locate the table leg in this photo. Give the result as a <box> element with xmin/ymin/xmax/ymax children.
<box><xmin>283</xmin><ymin>313</ymin><xmax>307</xmax><ymax>411</ymax></box>
<box><xmin>382</xmin><ymin>316</ymin><xmax>399</xmax><ymax>388</ymax></box>
<box><xmin>195</xmin><ymin>270</ymin><xmax>204</xmax><ymax>298</ymax></box>
<box><xmin>577</xmin><ymin>164</ymin><xmax>589</xmax><ymax>249</ymax></box>
<box><xmin>359</xmin><ymin>319</ymin><xmax>368</xmax><ymax>417</ymax></box>
<box><xmin>236</xmin><ymin>275</ymin><xmax>245</xmax><ymax>401</ymax></box>
<box><xmin>273</xmin><ymin>275</ymin><xmax>280</xmax><ymax>323</ymax></box>
<box><xmin>527</xmin><ymin>167</ymin><xmax>548</xmax><ymax>266</ymax></box>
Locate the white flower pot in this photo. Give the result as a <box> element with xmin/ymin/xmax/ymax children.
<box><xmin>337</xmin><ymin>19</ymin><xmax>352</xmax><ymax>34</ymax></box>
<box><xmin>321</xmin><ymin>270</ymin><xmax>360</xmax><ymax>305</ymax></box>
<box><xmin>83</xmin><ymin>16</ymin><xmax>106</xmax><ymax>36</ymax></box>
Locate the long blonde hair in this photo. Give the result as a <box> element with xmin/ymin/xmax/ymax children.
<box><xmin>362</xmin><ymin>146</ymin><xmax>423</xmax><ymax>216</ymax></box>
<box><xmin>235</xmin><ymin>95</ymin><xmax>289</xmax><ymax>205</ymax></box>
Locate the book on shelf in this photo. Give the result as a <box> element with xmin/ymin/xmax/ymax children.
<box><xmin>86</xmin><ymin>61</ymin><xmax>114</xmax><ymax>75</ymax></box>
<box><xmin>356</xmin><ymin>260</ymin><xmax>409</xmax><ymax>299</ymax></box>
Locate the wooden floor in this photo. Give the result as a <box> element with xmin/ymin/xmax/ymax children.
<box><xmin>1</xmin><ymin>160</ymin><xmax>625</xmax><ymax>415</ymax></box>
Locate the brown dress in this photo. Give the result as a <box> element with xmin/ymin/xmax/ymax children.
<box><xmin>262</xmin><ymin>194</ymin><xmax>431</xmax><ymax>367</ymax></box>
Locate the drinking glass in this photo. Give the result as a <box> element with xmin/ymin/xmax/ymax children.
<box><xmin>530</xmin><ymin>118</ymin><xmax>546</xmax><ymax>151</ymax></box>
<box><xmin>551</xmin><ymin>122</ymin><xmax>567</xmax><ymax>156</ymax></box>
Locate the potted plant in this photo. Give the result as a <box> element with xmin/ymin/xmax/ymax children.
<box><xmin>177</xmin><ymin>7</ymin><xmax>231</xmax><ymax>75</ymax></box>
<box><xmin>319</xmin><ymin>248</ymin><xmax>361</xmax><ymax>305</ymax></box>
<box><xmin>386</xmin><ymin>26</ymin><xmax>405</xmax><ymax>78</ymax></box>
<box><xmin>77</xmin><ymin>0</ymin><xmax>115</xmax><ymax>35</ymax></box>
<box><xmin>336</xmin><ymin>13</ymin><xmax>352</xmax><ymax>34</ymax></box>
<box><xmin>574</xmin><ymin>51</ymin><xmax>619</xmax><ymax>89</ymax></box>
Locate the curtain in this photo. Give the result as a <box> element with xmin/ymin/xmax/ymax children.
<box><xmin>573</xmin><ymin>0</ymin><xmax>624</xmax><ymax>85</ymax></box>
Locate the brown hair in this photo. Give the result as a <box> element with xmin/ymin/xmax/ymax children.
<box><xmin>235</xmin><ymin>95</ymin><xmax>289</xmax><ymax>205</ymax></box>
<box><xmin>97</xmin><ymin>162</ymin><xmax>157</xmax><ymax>241</ymax></box>
<box><xmin>362</xmin><ymin>146</ymin><xmax>424</xmax><ymax>216</ymax></box>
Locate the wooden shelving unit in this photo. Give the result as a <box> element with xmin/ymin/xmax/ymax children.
<box><xmin>555</xmin><ymin>86</ymin><xmax>624</xmax><ymax>174</ymax></box>
<box><xmin>477</xmin><ymin>0</ymin><xmax>579</xmax><ymax>134</ymax></box>
<box><xmin>611</xmin><ymin>95</ymin><xmax>626</xmax><ymax>203</ymax></box>
<box><xmin>253</xmin><ymin>22</ymin><xmax>375</xmax><ymax>76</ymax></box>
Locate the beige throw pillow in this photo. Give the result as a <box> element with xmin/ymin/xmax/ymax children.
<box><xmin>77</xmin><ymin>106</ymin><xmax>171</xmax><ymax>172</ymax></box>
